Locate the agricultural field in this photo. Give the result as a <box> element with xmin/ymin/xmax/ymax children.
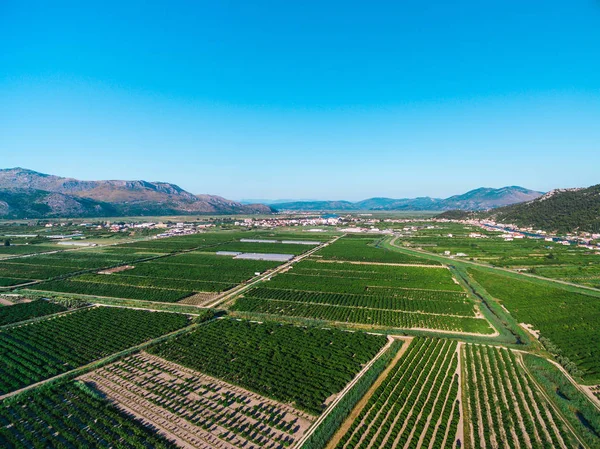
<box><xmin>469</xmin><ymin>268</ymin><xmax>600</xmax><ymax>383</ymax></box>
<box><xmin>463</xmin><ymin>344</ymin><xmax>580</xmax><ymax>448</ymax></box>
<box><xmin>147</xmin><ymin>318</ymin><xmax>387</xmax><ymax>414</ymax></box>
<box><xmin>315</xmin><ymin>235</ymin><xmax>437</xmax><ymax>264</ymax></box>
<box><xmin>0</xmin><ymin>306</ymin><xmax>190</xmax><ymax>395</ymax></box>
<box><xmin>397</xmin><ymin>222</ymin><xmax>600</xmax><ymax>288</ymax></box>
<box><xmin>0</xmin><ymin>299</ymin><xmax>67</xmax><ymax>326</ymax></box>
<box><xmin>207</xmin><ymin>240</ymin><xmax>316</xmax><ymax>255</ymax></box>
<box><xmin>0</xmin><ymin>248</ymin><xmax>152</xmax><ymax>287</ymax></box>
<box><xmin>332</xmin><ymin>337</ymin><xmax>462</xmax><ymax>449</ymax></box>
<box><xmin>82</xmin><ymin>352</ymin><xmax>314</xmax><ymax>449</ymax></box>
<box><xmin>30</xmin><ymin>252</ymin><xmax>283</xmax><ymax>303</ymax></box>
<box><xmin>232</xmin><ymin>259</ymin><xmax>494</xmax><ymax>334</ymax></box>
<box><xmin>0</xmin><ymin>381</ymin><xmax>176</xmax><ymax>448</ymax></box>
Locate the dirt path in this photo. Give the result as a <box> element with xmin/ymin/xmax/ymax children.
<box><xmin>0</xmin><ymin>297</ymin><xmax>14</xmax><ymax>305</ymax></box>
<box><xmin>294</xmin><ymin>334</ymin><xmax>403</xmax><ymax>449</ymax></box>
<box><xmin>324</xmin><ymin>336</ymin><xmax>413</xmax><ymax>449</ymax></box>
<box><xmin>516</xmin><ymin>354</ymin><xmax>587</xmax><ymax>449</ymax></box>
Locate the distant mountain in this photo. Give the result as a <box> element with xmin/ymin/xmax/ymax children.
<box><xmin>275</xmin><ymin>186</ymin><xmax>543</xmax><ymax>212</ymax></box>
<box><xmin>239</xmin><ymin>198</ymin><xmax>318</xmax><ymax>205</ymax></box>
<box><xmin>483</xmin><ymin>185</ymin><xmax>600</xmax><ymax>233</ymax></box>
<box><xmin>0</xmin><ymin>168</ymin><xmax>274</xmax><ymax>218</ymax></box>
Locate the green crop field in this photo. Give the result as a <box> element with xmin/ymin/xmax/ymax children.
<box><xmin>397</xmin><ymin>222</ymin><xmax>600</xmax><ymax>288</ymax></box>
<box><xmin>469</xmin><ymin>268</ymin><xmax>600</xmax><ymax>383</ymax></box>
<box><xmin>0</xmin><ymin>382</ymin><xmax>176</xmax><ymax>448</ymax></box>
<box><xmin>315</xmin><ymin>235</ymin><xmax>436</xmax><ymax>264</ymax></box>
<box><xmin>1</xmin><ymin>225</ymin><xmax>598</xmax><ymax>449</ymax></box>
<box><xmin>147</xmin><ymin>318</ymin><xmax>386</xmax><ymax>414</ymax></box>
<box><xmin>0</xmin><ymin>300</ymin><xmax>67</xmax><ymax>326</ymax></box>
<box><xmin>463</xmin><ymin>344</ymin><xmax>579</xmax><ymax>448</ymax></box>
<box><xmin>334</xmin><ymin>337</ymin><xmax>462</xmax><ymax>449</ymax></box>
<box><xmin>30</xmin><ymin>252</ymin><xmax>282</xmax><ymax>302</ymax></box>
<box><xmin>232</xmin><ymin>259</ymin><xmax>494</xmax><ymax>334</ymax></box>
<box><xmin>0</xmin><ymin>307</ymin><xmax>190</xmax><ymax>395</ymax></box>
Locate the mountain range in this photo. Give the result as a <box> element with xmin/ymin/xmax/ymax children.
<box><xmin>0</xmin><ymin>168</ymin><xmax>273</xmax><ymax>218</ymax></box>
<box><xmin>273</xmin><ymin>186</ymin><xmax>543</xmax><ymax>212</ymax></box>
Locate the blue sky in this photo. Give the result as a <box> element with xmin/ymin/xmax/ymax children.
<box><xmin>1</xmin><ymin>1</ymin><xmax>599</xmax><ymax>200</ymax></box>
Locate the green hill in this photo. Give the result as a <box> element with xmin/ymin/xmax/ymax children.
<box><xmin>486</xmin><ymin>184</ymin><xmax>600</xmax><ymax>233</ymax></box>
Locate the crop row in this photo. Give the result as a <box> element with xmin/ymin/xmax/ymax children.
<box><xmin>0</xmin><ymin>381</ymin><xmax>176</xmax><ymax>448</ymax></box>
<box><xmin>147</xmin><ymin>318</ymin><xmax>387</xmax><ymax>414</ymax></box>
<box><xmin>314</xmin><ymin>236</ymin><xmax>434</xmax><ymax>264</ymax></box>
<box><xmin>469</xmin><ymin>268</ymin><xmax>600</xmax><ymax>382</ymax></box>
<box><xmin>245</xmin><ymin>287</ymin><xmax>476</xmax><ymax>316</ymax></box>
<box><xmin>335</xmin><ymin>337</ymin><xmax>461</xmax><ymax>449</ymax></box>
<box><xmin>83</xmin><ymin>352</ymin><xmax>312</xmax><ymax>448</ymax></box>
<box><xmin>0</xmin><ymin>300</ymin><xmax>67</xmax><ymax>327</ymax></box>
<box><xmin>0</xmin><ymin>306</ymin><xmax>190</xmax><ymax>395</ymax></box>
<box><xmin>232</xmin><ymin>297</ymin><xmax>493</xmax><ymax>334</ymax></box>
<box><xmin>463</xmin><ymin>344</ymin><xmax>577</xmax><ymax>449</ymax></box>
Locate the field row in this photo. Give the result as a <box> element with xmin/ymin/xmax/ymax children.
<box><xmin>0</xmin><ymin>306</ymin><xmax>190</xmax><ymax>395</ymax></box>
<box><xmin>82</xmin><ymin>352</ymin><xmax>313</xmax><ymax>449</ymax></box>
<box><xmin>334</xmin><ymin>337</ymin><xmax>461</xmax><ymax>449</ymax></box>
<box><xmin>469</xmin><ymin>268</ymin><xmax>600</xmax><ymax>382</ymax></box>
<box><xmin>147</xmin><ymin>318</ymin><xmax>387</xmax><ymax>414</ymax></box>
<box><xmin>463</xmin><ymin>344</ymin><xmax>578</xmax><ymax>448</ymax></box>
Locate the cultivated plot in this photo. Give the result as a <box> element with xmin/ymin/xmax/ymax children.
<box><xmin>233</xmin><ymin>260</ymin><xmax>493</xmax><ymax>334</ymax></box>
<box><xmin>463</xmin><ymin>344</ymin><xmax>579</xmax><ymax>449</ymax></box>
<box><xmin>0</xmin><ymin>306</ymin><xmax>190</xmax><ymax>395</ymax></box>
<box><xmin>82</xmin><ymin>352</ymin><xmax>314</xmax><ymax>449</ymax></box>
<box><xmin>0</xmin><ymin>382</ymin><xmax>176</xmax><ymax>448</ymax></box>
<box><xmin>332</xmin><ymin>337</ymin><xmax>462</xmax><ymax>449</ymax></box>
<box><xmin>314</xmin><ymin>235</ymin><xmax>437</xmax><ymax>264</ymax></box>
<box><xmin>469</xmin><ymin>268</ymin><xmax>600</xmax><ymax>383</ymax></box>
<box><xmin>147</xmin><ymin>318</ymin><xmax>387</xmax><ymax>415</ymax></box>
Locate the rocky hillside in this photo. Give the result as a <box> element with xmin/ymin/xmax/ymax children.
<box><xmin>0</xmin><ymin>168</ymin><xmax>273</xmax><ymax>218</ymax></box>
<box><xmin>484</xmin><ymin>185</ymin><xmax>600</xmax><ymax>233</ymax></box>
<box><xmin>275</xmin><ymin>186</ymin><xmax>543</xmax><ymax>212</ymax></box>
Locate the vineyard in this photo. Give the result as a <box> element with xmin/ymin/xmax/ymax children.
<box><xmin>469</xmin><ymin>268</ymin><xmax>600</xmax><ymax>382</ymax></box>
<box><xmin>147</xmin><ymin>318</ymin><xmax>387</xmax><ymax>414</ymax></box>
<box><xmin>82</xmin><ymin>352</ymin><xmax>314</xmax><ymax>449</ymax></box>
<box><xmin>0</xmin><ymin>300</ymin><xmax>67</xmax><ymax>326</ymax></box>
<box><xmin>463</xmin><ymin>344</ymin><xmax>579</xmax><ymax>448</ymax></box>
<box><xmin>332</xmin><ymin>337</ymin><xmax>462</xmax><ymax>449</ymax></box>
<box><xmin>0</xmin><ymin>382</ymin><xmax>176</xmax><ymax>448</ymax></box>
<box><xmin>0</xmin><ymin>306</ymin><xmax>190</xmax><ymax>395</ymax></box>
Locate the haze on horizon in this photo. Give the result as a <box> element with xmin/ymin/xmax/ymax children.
<box><xmin>1</xmin><ymin>1</ymin><xmax>599</xmax><ymax>201</ymax></box>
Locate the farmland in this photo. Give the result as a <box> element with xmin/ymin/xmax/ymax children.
<box><xmin>29</xmin><ymin>252</ymin><xmax>283</xmax><ymax>302</ymax></box>
<box><xmin>0</xmin><ymin>306</ymin><xmax>190</xmax><ymax>395</ymax></box>
<box><xmin>396</xmin><ymin>222</ymin><xmax>600</xmax><ymax>288</ymax></box>
<box><xmin>231</xmin><ymin>258</ymin><xmax>494</xmax><ymax>334</ymax></box>
<box><xmin>0</xmin><ymin>223</ymin><xmax>598</xmax><ymax>449</ymax></box>
<box><xmin>0</xmin><ymin>381</ymin><xmax>176</xmax><ymax>448</ymax></box>
<box><xmin>468</xmin><ymin>268</ymin><xmax>600</xmax><ymax>383</ymax></box>
<box><xmin>314</xmin><ymin>235</ymin><xmax>437</xmax><ymax>264</ymax></box>
<box><xmin>147</xmin><ymin>318</ymin><xmax>387</xmax><ymax>414</ymax></box>
<box><xmin>332</xmin><ymin>337</ymin><xmax>462</xmax><ymax>449</ymax></box>
<box><xmin>0</xmin><ymin>299</ymin><xmax>67</xmax><ymax>326</ymax></box>
<box><xmin>463</xmin><ymin>344</ymin><xmax>579</xmax><ymax>448</ymax></box>
<box><xmin>82</xmin><ymin>352</ymin><xmax>314</xmax><ymax>448</ymax></box>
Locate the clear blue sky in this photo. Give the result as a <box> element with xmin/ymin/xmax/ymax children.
<box><xmin>1</xmin><ymin>1</ymin><xmax>599</xmax><ymax>200</ymax></box>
